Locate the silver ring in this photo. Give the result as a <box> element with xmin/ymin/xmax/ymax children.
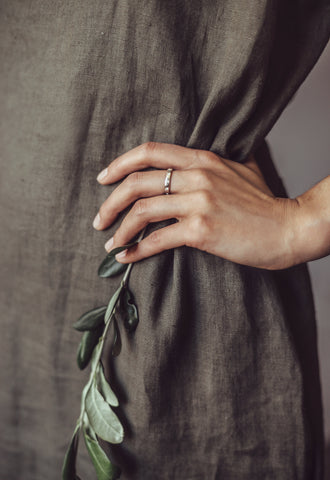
<box><xmin>164</xmin><ymin>168</ymin><xmax>173</xmax><ymax>195</ymax></box>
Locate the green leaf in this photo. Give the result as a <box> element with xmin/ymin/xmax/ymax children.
<box><xmin>97</xmin><ymin>241</ymin><xmax>138</xmax><ymax>278</ymax></box>
<box><xmin>83</xmin><ymin>424</ymin><xmax>121</xmax><ymax>480</ymax></box>
<box><xmin>121</xmin><ymin>287</ymin><xmax>139</xmax><ymax>333</ymax></box>
<box><xmin>90</xmin><ymin>341</ymin><xmax>102</xmax><ymax>371</ymax></box>
<box><xmin>96</xmin><ymin>363</ymin><xmax>119</xmax><ymax>407</ymax></box>
<box><xmin>85</xmin><ymin>381</ymin><xmax>124</xmax><ymax>444</ymax></box>
<box><xmin>98</xmin><ymin>255</ymin><xmax>128</xmax><ymax>278</ymax></box>
<box><xmin>62</xmin><ymin>424</ymin><xmax>80</xmax><ymax>480</ymax></box>
<box><xmin>104</xmin><ymin>286</ymin><xmax>123</xmax><ymax>324</ymax></box>
<box><xmin>73</xmin><ymin>306</ymin><xmax>107</xmax><ymax>331</ymax></box>
<box><xmin>77</xmin><ymin>325</ymin><xmax>104</xmax><ymax>370</ymax></box>
<box><xmin>111</xmin><ymin>317</ymin><xmax>121</xmax><ymax>357</ymax></box>
<box><xmin>107</xmin><ymin>241</ymin><xmax>139</xmax><ymax>257</ymax></box>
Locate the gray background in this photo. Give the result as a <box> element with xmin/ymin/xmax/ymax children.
<box><xmin>267</xmin><ymin>41</ymin><xmax>330</xmax><ymax>476</ymax></box>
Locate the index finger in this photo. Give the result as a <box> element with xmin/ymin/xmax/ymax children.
<box><xmin>96</xmin><ymin>142</ymin><xmax>215</xmax><ymax>184</ymax></box>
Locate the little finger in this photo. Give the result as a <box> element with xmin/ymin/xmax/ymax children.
<box><xmin>115</xmin><ymin>221</ymin><xmax>188</xmax><ymax>263</ymax></box>
<box><xmin>108</xmin><ymin>193</ymin><xmax>191</xmax><ymax>250</ymax></box>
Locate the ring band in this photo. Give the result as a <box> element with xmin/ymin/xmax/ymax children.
<box><xmin>164</xmin><ymin>168</ymin><xmax>173</xmax><ymax>195</ymax></box>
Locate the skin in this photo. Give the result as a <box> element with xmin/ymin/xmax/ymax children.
<box><xmin>92</xmin><ymin>142</ymin><xmax>330</xmax><ymax>270</ymax></box>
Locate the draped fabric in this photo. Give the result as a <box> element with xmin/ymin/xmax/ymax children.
<box><xmin>0</xmin><ymin>1</ymin><xmax>329</xmax><ymax>478</ymax></box>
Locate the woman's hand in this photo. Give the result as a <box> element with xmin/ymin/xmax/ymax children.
<box><xmin>92</xmin><ymin>142</ymin><xmax>303</xmax><ymax>270</ymax></box>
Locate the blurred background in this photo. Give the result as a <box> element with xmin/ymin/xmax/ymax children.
<box><xmin>267</xmin><ymin>40</ymin><xmax>330</xmax><ymax>478</ymax></box>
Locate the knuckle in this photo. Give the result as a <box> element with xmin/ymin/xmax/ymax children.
<box><xmin>206</xmin><ymin>150</ymin><xmax>221</xmax><ymax>164</ymax></box>
<box><xmin>192</xmin><ymin>148</ymin><xmax>204</xmax><ymax>165</ymax></box>
<box><xmin>193</xmin><ymin>168</ymin><xmax>212</xmax><ymax>189</ymax></box>
<box><xmin>188</xmin><ymin>214</ymin><xmax>210</xmax><ymax>248</ymax></box>
<box><xmin>196</xmin><ymin>189</ymin><xmax>213</xmax><ymax>208</ymax></box>
<box><xmin>141</xmin><ymin>141</ymin><xmax>158</xmax><ymax>157</ymax></box>
<box><xmin>148</xmin><ymin>229</ymin><xmax>161</xmax><ymax>244</ymax></box>
<box><xmin>133</xmin><ymin>198</ymin><xmax>148</xmax><ymax>216</ymax></box>
<box><xmin>202</xmin><ymin>150</ymin><xmax>226</xmax><ymax>170</ymax></box>
<box><xmin>193</xmin><ymin>148</ymin><xmax>217</xmax><ymax>165</ymax></box>
<box><xmin>127</xmin><ymin>171</ymin><xmax>143</xmax><ymax>188</ymax></box>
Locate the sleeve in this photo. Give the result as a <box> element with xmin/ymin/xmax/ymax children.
<box><xmin>235</xmin><ymin>0</ymin><xmax>330</xmax><ymax>161</ymax></box>
<box><xmin>201</xmin><ymin>0</ymin><xmax>330</xmax><ymax>162</ymax></box>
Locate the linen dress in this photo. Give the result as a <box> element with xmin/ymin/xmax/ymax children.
<box><xmin>0</xmin><ymin>1</ymin><xmax>329</xmax><ymax>479</ymax></box>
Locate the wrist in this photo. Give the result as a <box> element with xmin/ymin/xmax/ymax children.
<box><xmin>288</xmin><ymin>176</ymin><xmax>330</xmax><ymax>266</ymax></box>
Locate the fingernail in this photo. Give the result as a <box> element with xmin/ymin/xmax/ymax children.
<box><xmin>93</xmin><ymin>213</ymin><xmax>101</xmax><ymax>229</ymax></box>
<box><xmin>115</xmin><ymin>249</ymin><xmax>127</xmax><ymax>261</ymax></box>
<box><xmin>104</xmin><ymin>237</ymin><xmax>114</xmax><ymax>252</ymax></box>
<box><xmin>97</xmin><ymin>168</ymin><xmax>108</xmax><ymax>182</ymax></box>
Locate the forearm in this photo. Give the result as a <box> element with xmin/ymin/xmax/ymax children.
<box><xmin>291</xmin><ymin>175</ymin><xmax>330</xmax><ymax>265</ymax></box>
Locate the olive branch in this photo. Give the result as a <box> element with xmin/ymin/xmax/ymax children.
<box><xmin>62</xmin><ymin>228</ymin><xmax>146</xmax><ymax>480</ymax></box>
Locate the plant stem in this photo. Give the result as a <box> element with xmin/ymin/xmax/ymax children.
<box><xmin>122</xmin><ymin>226</ymin><xmax>147</xmax><ymax>286</ymax></box>
<box><xmin>77</xmin><ymin>226</ymin><xmax>147</xmax><ymax>429</ymax></box>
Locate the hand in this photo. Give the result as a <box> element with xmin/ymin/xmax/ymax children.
<box><xmin>93</xmin><ymin>142</ymin><xmax>300</xmax><ymax>270</ymax></box>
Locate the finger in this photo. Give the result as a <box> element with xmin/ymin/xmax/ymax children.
<box><xmin>114</xmin><ymin>221</ymin><xmax>187</xmax><ymax>263</ymax></box>
<box><xmin>96</xmin><ymin>142</ymin><xmax>219</xmax><ymax>184</ymax></box>
<box><xmin>97</xmin><ymin>169</ymin><xmax>209</xmax><ymax>230</ymax></box>
<box><xmin>107</xmin><ymin>193</ymin><xmax>192</xmax><ymax>249</ymax></box>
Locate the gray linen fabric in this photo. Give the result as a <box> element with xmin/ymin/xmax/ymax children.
<box><xmin>0</xmin><ymin>1</ymin><xmax>329</xmax><ymax>479</ymax></box>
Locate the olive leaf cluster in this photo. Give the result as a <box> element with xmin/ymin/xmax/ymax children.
<box><xmin>62</xmin><ymin>236</ymin><xmax>142</xmax><ymax>480</ymax></box>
